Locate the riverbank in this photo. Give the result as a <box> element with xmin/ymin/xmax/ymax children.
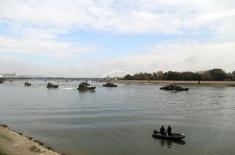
<box><xmin>0</xmin><ymin>124</ymin><xmax>61</xmax><ymax>155</ymax></box>
<box><xmin>109</xmin><ymin>80</ymin><xmax>235</xmax><ymax>86</ymax></box>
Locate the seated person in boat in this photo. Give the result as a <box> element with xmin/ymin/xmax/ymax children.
<box><xmin>167</xmin><ymin>125</ymin><xmax>172</xmax><ymax>135</ymax></box>
<box><xmin>160</xmin><ymin>126</ymin><xmax>166</xmax><ymax>135</ymax></box>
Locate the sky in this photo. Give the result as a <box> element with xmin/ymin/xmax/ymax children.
<box><xmin>0</xmin><ymin>0</ymin><xmax>235</xmax><ymax>77</ymax></box>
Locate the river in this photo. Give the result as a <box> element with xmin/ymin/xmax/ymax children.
<box><xmin>0</xmin><ymin>81</ymin><xmax>235</xmax><ymax>155</ymax></box>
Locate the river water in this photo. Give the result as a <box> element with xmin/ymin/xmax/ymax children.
<box><xmin>0</xmin><ymin>81</ymin><xmax>235</xmax><ymax>155</ymax></box>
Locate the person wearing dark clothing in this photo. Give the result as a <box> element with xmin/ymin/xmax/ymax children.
<box><xmin>160</xmin><ymin>125</ymin><xmax>166</xmax><ymax>135</ymax></box>
<box><xmin>167</xmin><ymin>125</ymin><xmax>172</xmax><ymax>135</ymax></box>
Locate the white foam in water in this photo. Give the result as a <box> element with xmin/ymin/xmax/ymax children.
<box><xmin>63</xmin><ymin>87</ymin><xmax>77</xmax><ymax>90</ymax></box>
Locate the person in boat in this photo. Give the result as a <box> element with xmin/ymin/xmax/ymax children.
<box><xmin>160</xmin><ymin>125</ymin><xmax>166</xmax><ymax>135</ymax></box>
<box><xmin>167</xmin><ymin>125</ymin><xmax>172</xmax><ymax>135</ymax></box>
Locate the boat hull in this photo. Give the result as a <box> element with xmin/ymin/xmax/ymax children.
<box><xmin>77</xmin><ymin>87</ymin><xmax>96</xmax><ymax>91</ymax></box>
<box><xmin>103</xmin><ymin>85</ymin><xmax>117</xmax><ymax>87</ymax></box>
<box><xmin>152</xmin><ymin>132</ymin><xmax>185</xmax><ymax>140</ymax></box>
<box><xmin>102</xmin><ymin>83</ymin><xmax>117</xmax><ymax>87</ymax></box>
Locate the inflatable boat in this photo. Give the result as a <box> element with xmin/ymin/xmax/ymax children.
<box><xmin>152</xmin><ymin>130</ymin><xmax>185</xmax><ymax>140</ymax></box>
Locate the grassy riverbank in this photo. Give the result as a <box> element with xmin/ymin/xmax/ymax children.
<box><xmin>0</xmin><ymin>151</ymin><xmax>6</xmax><ymax>155</ymax></box>
<box><xmin>109</xmin><ymin>80</ymin><xmax>235</xmax><ymax>86</ymax></box>
<box><xmin>0</xmin><ymin>124</ymin><xmax>60</xmax><ymax>155</ymax></box>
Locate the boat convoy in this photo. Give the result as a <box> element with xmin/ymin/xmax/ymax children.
<box><xmin>21</xmin><ymin>81</ymin><xmax>118</xmax><ymax>91</ymax></box>
<box><xmin>19</xmin><ymin>81</ymin><xmax>189</xmax><ymax>96</ymax></box>
<box><xmin>21</xmin><ymin>81</ymin><xmax>119</xmax><ymax>91</ymax></box>
<box><xmin>2</xmin><ymin>80</ymin><xmax>190</xmax><ymax>93</ymax></box>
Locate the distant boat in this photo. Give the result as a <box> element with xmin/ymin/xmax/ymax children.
<box><xmin>24</xmin><ymin>82</ymin><xmax>31</xmax><ymax>86</ymax></box>
<box><xmin>160</xmin><ymin>84</ymin><xmax>189</xmax><ymax>91</ymax></box>
<box><xmin>152</xmin><ymin>130</ymin><xmax>185</xmax><ymax>140</ymax></box>
<box><xmin>0</xmin><ymin>79</ymin><xmax>4</xmax><ymax>84</ymax></box>
<box><xmin>102</xmin><ymin>83</ymin><xmax>117</xmax><ymax>87</ymax></box>
<box><xmin>47</xmin><ymin>82</ymin><xmax>59</xmax><ymax>88</ymax></box>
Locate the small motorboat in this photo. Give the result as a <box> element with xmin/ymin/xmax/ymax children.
<box><xmin>77</xmin><ymin>82</ymin><xmax>96</xmax><ymax>91</ymax></box>
<box><xmin>160</xmin><ymin>84</ymin><xmax>189</xmax><ymax>91</ymax></box>
<box><xmin>0</xmin><ymin>79</ymin><xmax>4</xmax><ymax>84</ymax></box>
<box><xmin>47</xmin><ymin>82</ymin><xmax>59</xmax><ymax>88</ymax></box>
<box><xmin>152</xmin><ymin>130</ymin><xmax>185</xmax><ymax>140</ymax></box>
<box><xmin>24</xmin><ymin>82</ymin><xmax>31</xmax><ymax>86</ymax></box>
<box><xmin>102</xmin><ymin>83</ymin><xmax>117</xmax><ymax>87</ymax></box>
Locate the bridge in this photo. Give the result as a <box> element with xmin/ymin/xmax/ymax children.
<box><xmin>0</xmin><ymin>71</ymin><xmax>132</xmax><ymax>81</ymax></box>
<box><xmin>101</xmin><ymin>70</ymin><xmax>132</xmax><ymax>79</ymax></box>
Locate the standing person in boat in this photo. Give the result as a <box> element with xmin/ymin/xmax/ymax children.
<box><xmin>167</xmin><ymin>125</ymin><xmax>172</xmax><ymax>135</ymax></box>
<box><xmin>160</xmin><ymin>125</ymin><xmax>166</xmax><ymax>135</ymax></box>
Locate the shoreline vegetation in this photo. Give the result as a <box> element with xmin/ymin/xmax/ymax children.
<box><xmin>121</xmin><ymin>69</ymin><xmax>235</xmax><ymax>82</ymax></box>
<box><xmin>113</xmin><ymin>80</ymin><xmax>235</xmax><ymax>86</ymax></box>
<box><xmin>0</xmin><ymin>124</ymin><xmax>61</xmax><ymax>155</ymax></box>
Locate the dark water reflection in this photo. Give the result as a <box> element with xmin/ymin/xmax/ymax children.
<box><xmin>0</xmin><ymin>81</ymin><xmax>235</xmax><ymax>155</ymax></box>
<box><xmin>159</xmin><ymin>139</ymin><xmax>186</xmax><ymax>148</ymax></box>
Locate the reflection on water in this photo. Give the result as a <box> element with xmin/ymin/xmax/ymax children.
<box><xmin>159</xmin><ymin>139</ymin><xmax>186</xmax><ymax>148</ymax></box>
<box><xmin>0</xmin><ymin>81</ymin><xmax>235</xmax><ymax>155</ymax></box>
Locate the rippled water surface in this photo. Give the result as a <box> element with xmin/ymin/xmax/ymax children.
<box><xmin>0</xmin><ymin>81</ymin><xmax>235</xmax><ymax>155</ymax></box>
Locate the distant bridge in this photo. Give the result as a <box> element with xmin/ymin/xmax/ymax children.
<box><xmin>102</xmin><ymin>71</ymin><xmax>132</xmax><ymax>79</ymax></box>
<box><xmin>0</xmin><ymin>71</ymin><xmax>133</xmax><ymax>81</ymax></box>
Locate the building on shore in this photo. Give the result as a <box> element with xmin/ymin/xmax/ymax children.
<box><xmin>0</xmin><ymin>73</ymin><xmax>16</xmax><ymax>78</ymax></box>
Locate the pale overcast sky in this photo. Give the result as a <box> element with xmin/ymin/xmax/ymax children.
<box><xmin>0</xmin><ymin>0</ymin><xmax>234</xmax><ymax>77</ymax></box>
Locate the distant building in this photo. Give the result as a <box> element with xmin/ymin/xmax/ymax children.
<box><xmin>0</xmin><ymin>73</ymin><xmax>16</xmax><ymax>78</ymax></box>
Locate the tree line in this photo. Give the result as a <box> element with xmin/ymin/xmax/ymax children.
<box><xmin>122</xmin><ymin>69</ymin><xmax>235</xmax><ymax>81</ymax></box>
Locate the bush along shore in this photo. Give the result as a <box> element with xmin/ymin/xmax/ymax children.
<box><xmin>122</xmin><ymin>68</ymin><xmax>235</xmax><ymax>81</ymax></box>
<box><xmin>0</xmin><ymin>123</ymin><xmax>65</xmax><ymax>155</ymax></box>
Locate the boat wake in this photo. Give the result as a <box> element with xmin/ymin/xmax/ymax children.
<box><xmin>62</xmin><ymin>87</ymin><xmax>77</xmax><ymax>90</ymax></box>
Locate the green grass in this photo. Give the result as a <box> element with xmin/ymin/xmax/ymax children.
<box><xmin>0</xmin><ymin>151</ymin><xmax>7</xmax><ymax>155</ymax></box>
<box><xmin>0</xmin><ymin>134</ymin><xmax>12</xmax><ymax>141</ymax></box>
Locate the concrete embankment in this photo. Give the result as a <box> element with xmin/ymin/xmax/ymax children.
<box><xmin>0</xmin><ymin>124</ymin><xmax>62</xmax><ymax>155</ymax></box>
